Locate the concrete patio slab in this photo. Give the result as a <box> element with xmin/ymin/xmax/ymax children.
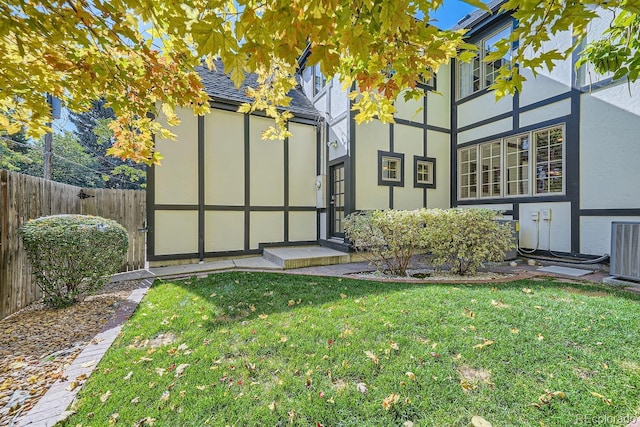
<box><xmin>263</xmin><ymin>246</ymin><xmax>350</xmax><ymax>269</ymax></box>
<box><xmin>233</xmin><ymin>257</ymin><xmax>282</xmax><ymax>270</ymax></box>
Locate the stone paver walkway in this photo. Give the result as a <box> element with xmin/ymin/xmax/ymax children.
<box><xmin>15</xmin><ymin>280</ymin><xmax>152</xmax><ymax>427</ymax></box>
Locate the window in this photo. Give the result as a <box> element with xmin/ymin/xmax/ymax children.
<box><xmin>505</xmin><ymin>135</ymin><xmax>530</xmax><ymax>196</ymax></box>
<box><xmin>458</xmin><ymin>25</ymin><xmax>512</xmax><ymax>99</ymax></box>
<box><xmin>414</xmin><ymin>156</ymin><xmax>436</xmax><ymax>188</ymax></box>
<box><xmin>459</xmin><ymin>147</ymin><xmax>477</xmax><ymax>199</ymax></box>
<box><xmin>480</xmin><ymin>142</ymin><xmax>501</xmax><ymax>197</ymax></box>
<box><xmin>535</xmin><ymin>127</ymin><xmax>564</xmax><ymax>194</ymax></box>
<box><xmin>458</xmin><ymin>125</ymin><xmax>564</xmax><ymax>200</ymax></box>
<box><xmin>313</xmin><ymin>64</ymin><xmax>326</xmax><ymax>96</ymax></box>
<box><xmin>378</xmin><ymin>151</ymin><xmax>405</xmax><ymax>186</ymax></box>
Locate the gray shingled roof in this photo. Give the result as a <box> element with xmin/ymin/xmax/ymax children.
<box><xmin>450</xmin><ymin>0</ymin><xmax>507</xmax><ymax>31</ymax></box>
<box><xmin>196</xmin><ymin>61</ymin><xmax>321</xmax><ymax>120</ymax></box>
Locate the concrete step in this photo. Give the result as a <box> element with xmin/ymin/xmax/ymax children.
<box><xmin>263</xmin><ymin>246</ymin><xmax>350</xmax><ymax>269</ymax></box>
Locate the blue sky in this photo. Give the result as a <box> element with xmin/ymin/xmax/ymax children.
<box><xmin>427</xmin><ymin>1</ymin><xmax>480</xmax><ymax>29</ymax></box>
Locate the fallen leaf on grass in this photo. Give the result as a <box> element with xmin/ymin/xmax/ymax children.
<box><xmin>382</xmin><ymin>393</ymin><xmax>399</xmax><ymax>410</ymax></box>
<box><xmin>109</xmin><ymin>412</ymin><xmax>119</xmax><ymax>425</ymax></box>
<box><xmin>131</xmin><ymin>396</ymin><xmax>140</xmax><ymax>404</ymax></box>
<box><xmin>100</xmin><ymin>390</ymin><xmax>111</xmax><ymax>403</ymax></box>
<box><xmin>532</xmin><ymin>390</ymin><xmax>567</xmax><ymax>408</ymax></box>
<box><xmin>123</xmin><ymin>371</ymin><xmax>133</xmax><ymax>381</ymax></box>
<box><xmin>590</xmin><ymin>391</ymin><xmax>612</xmax><ymax>405</ymax></box>
<box><xmin>463</xmin><ymin>307</ymin><xmax>475</xmax><ymax>318</ymax></box>
<box><xmin>356</xmin><ymin>382</ymin><xmax>368</xmax><ymax>393</ymax></box>
<box><xmin>473</xmin><ymin>339</ymin><xmax>495</xmax><ymax>350</ymax></box>
<box><xmin>406</xmin><ymin>372</ymin><xmax>416</xmax><ymax>381</ymax></box>
<box><xmin>268</xmin><ymin>401</ymin><xmax>276</xmax><ymax>411</ymax></box>
<box><xmin>155</xmin><ymin>368</ymin><xmax>166</xmax><ymax>377</ymax></box>
<box><xmin>537</xmin><ymin>334</ymin><xmax>544</xmax><ymax>341</ymax></box>
<box><xmin>133</xmin><ymin>417</ymin><xmax>157</xmax><ymax>426</ymax></box>
<box><xmin>365</xmin><ymin>351</ymin><xmax>379</xmax><ymax>365</ymax></box>
<box><xmin>160</xmin><ymin>390</ymin><xmax>170</xmax><ymax>402</ymax></box>
<box><xmin>522</xmin><ymin>288</ymin><xmax>533</xmax><ymax>294</ymax></box>
<box><xmin>510</xmin><ymin>328</ymin><xmax>520</xmax><ymax>334</ymax></box>
<box><xmin>460</xmin><ymin>379</ymin><xmax>477</xmax><ymax>391</ymax></box>
<box><xmin>175</xmin><ymin>364</ymin><xmax>190</xmax><ymax>378</ymax></box>
<box><xmin>471</xmin><ymin>415</ymin><xmax>492</xmax><ymax>427</ymax></box>
<box><xmin>491</xmin><ymin>300</ymin><xmax>509</xmax><ymax>309</ymax></box>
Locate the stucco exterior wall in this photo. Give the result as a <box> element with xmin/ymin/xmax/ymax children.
<box><xmin>355</xmin><ymin>120</ymin><xmax>389</xmax><ymax>210</ymax></box>
<box><xmin>204</xmin><ymin>109</ymin><xmax>244</xmax><ymax>206</ymax></box>
<box><xmin>580</xmin><ymin>83</ymin><xmax>640</xmax><ymax>210</ymax></box>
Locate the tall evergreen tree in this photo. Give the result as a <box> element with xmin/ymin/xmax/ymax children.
<box><xmin>69</xmin><ymin>100</ymin><xmax>145</xmax><ymax>189</ymax></box>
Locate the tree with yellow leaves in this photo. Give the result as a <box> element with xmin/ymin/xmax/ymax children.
<box><xmin>1</xmin><ymin>0</ymin><xmax>638</xmax><ymax>164</ymax></box>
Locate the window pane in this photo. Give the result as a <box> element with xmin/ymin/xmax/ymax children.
<box><xmin>480</xmin><ymin>141</ymin><xmax>501</xmax><ymax>197</ymax></box>
<box><xmin>505</xmin><ymin>135</ymin><xmax>529</xmax><ymax>196</ymax></box>
<box><xmin>458</xmin><ymin>55</ymin><xmax>480</xmax><ymax>98</ymax></box>
<box><xmin>483</xmin><ymin>26</ymin><xmax>511</xmax><ymax>88</ymax></box>
<box><xmin>458</xmin><ymin>147</ymin><xmax>477</xmax><ymax>199</ymax></box>
<box><xmin>535</xmin><ymin>126</ymin><xmax>564</xmax><ymax>194</ymax></box>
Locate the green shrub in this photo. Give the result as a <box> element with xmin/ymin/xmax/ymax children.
<box><xmin>18</xmin><ymin>214</ymin><xmax>128</xmax><ymax>307</ymax></box>
<box><xmin>344</xmin><ymin>209</ymin><xmax>426</xmax><ymax>276</ymax></box>
<box><xmin>424</xmin><ymin>208</ymin><xmax>514</xmax><ymax>275</ymax></box>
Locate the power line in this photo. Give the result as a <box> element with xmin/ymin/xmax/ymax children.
<box><xmin>1</xmin><ymin>136</ymin><xmax>143</xmax><ymax>187</ymax></box>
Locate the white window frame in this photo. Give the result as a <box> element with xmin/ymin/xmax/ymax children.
<box><xmin>416</xmin><ymin>161</ymin><xmax>434</xmax><ymax>185</ymax></box>
<box><xmin>457</xmin><ymin>24</ymin><xmax>513</xmax><ymax>99</ymax></box>
<box><xmin>381</xmin><ymin>156</ymin><xmax>401</xmax><ymax>182</ymax></box>
<box><xmin>457</xmin><ymin>124</ymin><xmax>565</xmax><ymax>200</ymax></box>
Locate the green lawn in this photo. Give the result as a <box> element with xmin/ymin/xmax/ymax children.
<box><xmin>62</xmin><ymin>272</ymin><xmax>640</xmax><ymax>427</ymax></box>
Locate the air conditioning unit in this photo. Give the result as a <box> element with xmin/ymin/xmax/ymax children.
<box><xmin>610</xmin><ymin>222</ymin><xmax>640</xmax><ymax>281</ymax></box>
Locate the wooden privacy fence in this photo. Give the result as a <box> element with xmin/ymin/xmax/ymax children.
<box><xmin>0</xmin><ymin>170</ymin><xmax>146</xmax><ymax>319</ymax></box>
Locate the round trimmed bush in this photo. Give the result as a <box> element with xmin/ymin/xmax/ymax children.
<box><xmin>18</xmin><ymin>214</ymin><xmax>128</xmax><ymax>307</ymax></box>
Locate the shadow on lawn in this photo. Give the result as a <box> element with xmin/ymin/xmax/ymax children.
<box><xmin>155</xmin><ymin>271</ymin><xmax>640</xmax><ymax>328</ymax></box>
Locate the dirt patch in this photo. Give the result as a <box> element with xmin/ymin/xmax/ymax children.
<box><xmin>458</xmin><ymin>365</ymin><xmax>492</xmax><ymax>384</ymax></box>
<box><xmin>619</xmin><ymin>360</ymin><xmax>640</xmax><ymax>374</ymax></box>
<box><xmin>562</xmin><ymin>287</ymin><xmax>609</xmax><ymax>298</ymax></box>
<box><xmin>351</xmin><ymin>268</ymin><xmax>517</xmax><ymax>283</ymax></box>
<box><xmin>0</xmin><ymin>280</ymin><xmax>143</xmax><ymax>426</ymax></box>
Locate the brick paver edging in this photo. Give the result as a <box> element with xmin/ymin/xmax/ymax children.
<box><xmin>15</xmin><ymin>279</ymin><xmax>153</xmax><ymax>427</ymax></box>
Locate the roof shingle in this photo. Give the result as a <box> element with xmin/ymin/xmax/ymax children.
<box><xmin>196</xmin><ymin>61</ymin><xmax>321</xmax><ymax>120</ymax></box>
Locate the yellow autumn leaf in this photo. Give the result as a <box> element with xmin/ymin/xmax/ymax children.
<box><xmin>510</xmin><ymin>328</ymin><xmax>520</xmax><ymax>334</ymax></box>
<box><xmin>382</xmin><ymin>393</ymin><xmax>400</xmax><ymax>410</ymax></box>
<box><xmin>406</xmin><ymin>372</ymin><xmax>416</xmax><ymax>381</ymax></box>
<box><xmin>460</xmin><ymin>379</ymin><xmax>477</xmax><ymax>391</ymax></box>
<box><xmin>473</xmin><ymin>339</ymin><xmax>495</xmax><ymax>350</ymax></box>
<box><xmin>259</xmin><ymin>314</ymin><xmax>268</xmax><ymax>319</ymax></box>
<box><xmin>590</xmin><ymin>391</ymin><xmax>612</xmax><ymax>405</ymax></box>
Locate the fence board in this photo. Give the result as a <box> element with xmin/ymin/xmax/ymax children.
<box><xmin>0</xmin><ymin>170</ymin><xmax>146</xmax><ymax>319</ymax></box>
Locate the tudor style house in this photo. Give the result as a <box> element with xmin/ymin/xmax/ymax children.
<box><xmin>147</xmin><ymin>2</ymin><xmax>640</xmax><ymax>265</ymax></box>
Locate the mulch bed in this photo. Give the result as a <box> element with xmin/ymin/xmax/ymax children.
<box><xmin>0</xmin><ymin>281</ymin><xmax>142</xmax><ymax>426</ymax></box>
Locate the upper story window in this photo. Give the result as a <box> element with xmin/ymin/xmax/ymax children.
<box><xmin>313</xmin><ymin>64</ymin><xmax>326</xmax><ymax>96</ymax></box>
<box><xmin>458</xmin><ymin>125</ymin><xmax>565</xmax><ymax>200</ymax></box>
<box><xmin>457</xmin><ymin>25</ymin><xmax>512</xmax><ymax>99</ymax></box>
